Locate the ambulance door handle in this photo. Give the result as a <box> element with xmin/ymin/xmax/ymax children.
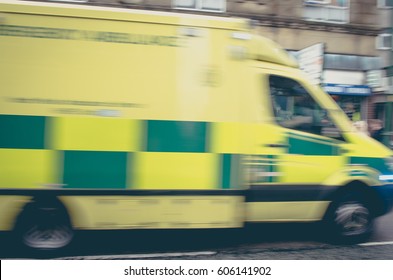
<box><xmin>265</xmin><ymin>143</ymin><xmax>290</xmax><ymax>148</ymax></box>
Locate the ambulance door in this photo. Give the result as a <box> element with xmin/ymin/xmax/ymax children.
<box><xmin>267</xmin><ymin>74</ymin><xmax>346</xmax><ymax>185</ymax></box>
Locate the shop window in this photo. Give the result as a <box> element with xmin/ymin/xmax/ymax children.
<box><xmin>173</xmin><ymin>0</ymin><xmax>226</xmax><ymax>12</ymax></box>
<box><xmin>303</xmin><ymin>0</ymin><xmax>350</xmax><ymax>24</ymax></box>
<box><xmin>269</xmin><ymin>75</ymin><xmax>343</xmax><ymax>139</ymax></box>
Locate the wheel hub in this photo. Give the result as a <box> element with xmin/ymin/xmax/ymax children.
<box><xmin>335</xmin><ymin>202</ymin><xmax>370</xmax><ymax>236</ymax></box>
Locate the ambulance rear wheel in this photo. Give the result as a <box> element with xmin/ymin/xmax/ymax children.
<box><xmin>15</xmin><ymin>200</ymin><xmax>74</xmax><ymax>251</ymax></box>
<box><xmin>325</xmin><ymin>193</ymin><xmax>374</xmax><ymax>243</ymax></box>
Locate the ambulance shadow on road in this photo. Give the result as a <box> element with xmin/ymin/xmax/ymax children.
<box><xmin>0</xmin><ymin>222</ymin><xmax>325</xmax><ymax>259</ymax></box>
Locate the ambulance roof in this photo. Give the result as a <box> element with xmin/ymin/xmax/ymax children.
<box><xmin>1</xmin><ymin>0</ymin><xmax>299</xmax><ymax>68</ymax></box>
<box><xmin>248</xmin><ymin>35</ymin><xmax>299</xmax><ymax>68</ymax></box>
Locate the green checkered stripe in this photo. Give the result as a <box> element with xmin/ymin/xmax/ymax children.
<box><xmin>349</xmin><ymin>157</ymin><xmax>389</xmax><ymax>175</ymax></box>
<box><xmin>0</xmin><ymin>115</ymin><xmax>245</xmax><ymax>189</ymax></box>
<box><xmin>287</xmin><ymin>132</ymin><xmax>340</xmax><ymax>156</ymax></box>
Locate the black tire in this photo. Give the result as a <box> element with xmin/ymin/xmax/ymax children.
<box><xmin>324</xmin><ymin>193</ymin><xmax>374</xmax><ymax>244</ymax></box>
<box><xmin>14</xmin><ymin>200</ymin><xmax>74</xmax><ymax>251</ymax></box>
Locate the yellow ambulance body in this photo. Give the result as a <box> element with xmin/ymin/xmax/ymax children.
<box><xmin>0</xmin><ymin>0</ymin><xmax>393</xmax><ymax>250</ymax></box>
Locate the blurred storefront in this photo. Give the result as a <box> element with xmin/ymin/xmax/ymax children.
<box><xmin>323</xmin><ymin>83</ymin><xmax>371</xmax><ymax>121</ymax></box>
<box><xmin>322</xmin><ymin>67</ymin><xmax>375</xmax><ymax>122</ymax></box>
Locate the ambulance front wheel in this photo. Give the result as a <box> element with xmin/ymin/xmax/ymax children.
<box><xmin>14</xmin><ymin>199</ymin><xmax>74</xmax><ymax>251</ymax></box>
<box><xmin>325</xmin><ymin>193</ymin><xmax>374</xmax><ymax>243</ymax></box>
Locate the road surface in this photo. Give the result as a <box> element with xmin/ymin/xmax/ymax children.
<box><xmin>1</xmin><ymin>210</ymin><xmax>393</xmax><ymax>259</ymax></box>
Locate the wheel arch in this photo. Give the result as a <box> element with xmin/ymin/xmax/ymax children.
<box><xmin>323</xmin><ymin>180</ymin><xmax>384</xmax><ymax>219</ymax></box>
<box><xmin>11</xmin><ymin>193</ymin><xmax>75</xmax><ymax>251</ymax></box>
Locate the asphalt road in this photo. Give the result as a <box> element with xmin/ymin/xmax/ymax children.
<box><xmin>1</xmin><ymin>211</ymin><xmax>393</xmax><ymax>260</ymax></box>
<box><xmin>369</xmin><ymin>209</ymin><xmax>393</xmax><ymax>243</ymax></box>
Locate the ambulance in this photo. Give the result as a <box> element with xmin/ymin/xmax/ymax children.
<box><xmin>0</xmin><ymin>0</ymin><xmax>392</xmax><ymax>251</ymax></box>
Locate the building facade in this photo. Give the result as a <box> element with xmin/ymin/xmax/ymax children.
<box><xmin>375</xmin><ymin>0</ymin><xmax>393</xmax><ymax>146</ymax></box>
<box><xmin>23</xmin><ymin>0</ymin><xmax>393</xmax><ymax>146</ymax></box>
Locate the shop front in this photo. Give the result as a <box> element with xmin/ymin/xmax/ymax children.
<box><xmin>323</xmin><ymin>83</ymin><xmax>372</xmax><ymax>122</ymax></box>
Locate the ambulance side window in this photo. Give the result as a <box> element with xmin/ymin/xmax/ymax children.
<box><xmin>269</xmin><ymin>75</ymin><xmax>342</xmax><ymax>139</ymax></box>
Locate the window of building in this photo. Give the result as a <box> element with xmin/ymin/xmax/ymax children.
<box><xmin>376</xmin><ymin>33</ymin><xmax>393</xmax><ymax>50</ymax></box>
<box><xmin>303</xmin><ymin>0</ymin><xmax>350</xmax><ymax>24</ymax></box>
<box><xmin>269</xmin><ymin>75</ymin><xmax>343</xmax><ymax>139</ymax></box>
<box><xmin>173</xmin><ymin>0</ymin><xmax>226</xmax><ymax>12</ymax></box>
<box><xmin>378</xmin><ymin>0</ymin><xmax>393</xmax><ymax>8</ymax></box>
